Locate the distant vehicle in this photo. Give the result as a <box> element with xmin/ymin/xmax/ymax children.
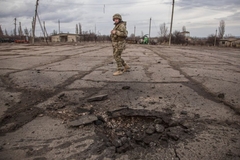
<box><xmin>15</xmin><ymin>39</ymin><xmax>29</xmax><ymax>43</ymax></box>
<box><xmin>139</xmin><ymin>34</ymin><xmax>149</xmax><ymax>44</ymax></box>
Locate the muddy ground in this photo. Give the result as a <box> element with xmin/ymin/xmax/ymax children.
<box><xmin>0</xmin><ymin>42</ymin><xmax>239</xmax><ymax>160</ymax></box>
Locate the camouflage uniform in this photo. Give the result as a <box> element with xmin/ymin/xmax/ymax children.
<box><xmin>110</xmin><ymin>14</ymin><xmax>128</xmax><ymax>72</ymax></box>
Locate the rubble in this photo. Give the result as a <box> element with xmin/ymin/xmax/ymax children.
<box><xmin>218</xmin><ymin>93</ymin><xmax>225</xmax><ymax>99</ymax></box>
<box><xmin>122</xmin><ymin>86</ymin><xmax>130</xmax><ymax>90</ymax></box>
<box><xmin>87</xmin><ymin>94</ymin><xmax>108</xmax><ymax>102</ymax></box>
<box><xmin>95</xmin><ymin>108</ymin><xmax>193</xmax><ymax>153</ymax></box>
<box><xmin>155</xmin><ymin>124</ymin><xmax>165</xmax><ymax>133</ymax></box>
<box><xmin>68</xmin><ymin>115</ymin><xmax>98</xmax><ymax>127</ymax></box>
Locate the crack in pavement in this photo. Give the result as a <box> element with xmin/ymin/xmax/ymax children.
<box><xmin>145</xmin><ymin>46</ymin><xmax>240</xmax><ymax>115</ymax></box>
<box><xmin>174</xmin><ymin>148</ymin><xmax>181</xmax><ymax>160</ymax></box>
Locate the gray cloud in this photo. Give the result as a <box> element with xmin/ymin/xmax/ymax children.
<box><xmin>176</xmin><ymin>0</ymin><xmax>240</xmax><ymax>11</ymax></box>
<box><xmin>225</xmin><ymin>12</ymin><xmax>240</xmax><ymax>21</ymax></box>
<box><xmin>0</xmin><ymin>0</ymin><xmax>239</xmax><ymax>37</ymax></box>
<box><xmin>0</xmin><ymin>1</ymin><xmax>34</xmax><ymax>18</ymax></box>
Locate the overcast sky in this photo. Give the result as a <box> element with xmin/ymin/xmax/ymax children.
<box><xmin>0</xmin><ymin>0</ymin><xmax>239</xmax><ymax>37</ymax></box>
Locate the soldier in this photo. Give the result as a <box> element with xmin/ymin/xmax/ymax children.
<box><xmin>110</xmin><ymin>13</ymin><xmax>130</xmax><ymax>76</ymax></box>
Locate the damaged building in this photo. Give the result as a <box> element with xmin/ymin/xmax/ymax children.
<box><xmin>51</xmin><ymin>33</ymin><xmax>79</xmax><ymax>42</ymax></box>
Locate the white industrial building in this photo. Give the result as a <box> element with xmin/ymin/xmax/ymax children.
<box><xmin>51</xmin><ymin>33</ymin><xmax>79</xmax><ymax>42</ymax></box>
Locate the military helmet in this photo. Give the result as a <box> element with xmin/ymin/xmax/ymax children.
<box><xmin>113</xmin><ymin>13</ymin><xmax>122</xmax><ymax>21</ymax></box>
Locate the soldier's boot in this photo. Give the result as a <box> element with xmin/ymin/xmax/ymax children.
<box><xmin>123</xmin><ymin>64</ymin><xmax>131</xmax><ymax>72</ymax></box>
<box><xmin>113</xmin><ymin>70</ymin><xmax>123</xmax><ymax>76</ymax></box>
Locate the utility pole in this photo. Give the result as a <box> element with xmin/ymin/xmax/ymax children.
<box><xmin>18</xmin><ymin>22</ymin><xmax>20</xmax><ymax>36</ymax></box>
<box><xmin>19</xmin><ymin>22</ymin><xmax>23</xmax><ymax>36</ymax></box>
<box><xmin>32</xmin><ymin>17</ymin><xmax>34</xmax><ymax>39</ymax></box>
<box><xmin>14</xmin><ymin>18</ymin><xmax>17</xmax><ymax>36</ymax></box>
<box><xmin>169</xmin><ymin>0</ymin><xmax>175</xmax><ymax>46</ymax></box>
<box><xmin>148</xmin><ymin>18</ymin><xmax>151</xmax><ymax>45</ymax></box>
<box><xmin>134</xmin><ymin>26</ymin><xmax>136</xmax><ymax>41</ymax></box>
<box><xmin>79</xmin><ymin>23</ymin><xmax>81</xmax><ymax>35</ymax></box>
<box><xmin>43</xmin><ymin>21</ymin><xmax>48</xmax><ymax>43</ymax></box>
<box><xmin>95</xmin><ymin>24</ymin><xmax>96</xmax><ymax>34</ymax></box>
<box><xmin>58</xmin><ymin>20</ymin><xmax>60</xmax><ymax>34</ymax></box>
<box><xmin>37</xmin><ymin>13</ymin><xmax>47</xmax><ymax>43</ymax></box>
<box><xmin>214</xmin><ymin>29</ymin><xmax>217</xmax><ymax>46</ymax></box>
<box><xmin>32</xmin><ymin>0</ymin><xmax>39</xmax><ymax>44</ymax></box>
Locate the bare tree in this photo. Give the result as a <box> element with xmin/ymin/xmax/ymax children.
<box><xmin>218</xmin><ymin>20</ymin><xmax>225</xmax><ymax>39</ymax></box>
<box><xmin>18</xmin><ymin>22</ymin><xmax>23</xmax><ymax>36</ymax></box>
<box><xmin>207</xmin><ymin>34</ymin><xmax>220</xmax><ymax>46</ymax></box>
<box><xmin>159</xmin><ymin>23</ymin><xmax>168</xmax><ymax>37</ymax></box>
<box><xmin>24</xmin><ymin>27</ymin><xmax>29</xmax><ymax>36</ymax></box>
<box><xmin>130</xmin><ymin>33</ymin><xmax>135</xmax><ymax>38</ymax></box>
<box><xmin>76</xmin><ymin>24</ymin><xmax>78</xmax><ymax>34</ymax></box>
<box><xmin>79</xmin><ymin>23</ymin><xmax>82</xmax><ymax>35</ymax></box>
<box><xmin>171</xmin><ymin>30</ymin><xmax>186</xmax><ymax>44</ymax></box>
<box><xmin>224</xmin><ymin>34</ymin><xmax>235</xmax><ymax>38</ymax></box>
<box><xmin>0</xmin><ymin>25</ymin><xmax>3</xmax><ymax>36</ymax></box>
<box><xmin>51</xmin><ymin>30</ymin><xmax>58</xmax><ymax>35</ymax></box>
<box><xmin>5</xmin><ymin>29</ymin><xmax>9</xmax><ymax>36</ymax></box>
<box><xmin>182</xmin><ymin>26</ymin><xmax>186</xmax><ymax>32</ymax></box>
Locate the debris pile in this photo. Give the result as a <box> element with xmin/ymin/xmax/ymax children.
<box><xmin>96</xmin><ymin>108</ymin><xmax>193</xmax><ymax>153</ymax></box>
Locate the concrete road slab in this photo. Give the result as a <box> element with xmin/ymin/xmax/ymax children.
<box><xmin>0</xmin><ymin>69</ymin><xmax>17</xmax><ymax>75</ymax></box>
<box><xmin>0</xmin><ymin>56</ymin><xmax>62</xmax><ymax>70</ymax></box>
<box><xmin>0</xmin><ymin>43</ymin><xmax>239</xmax><ymax>160</ymax></box>
<box><xmin>176</xmin><ymin>125</ymin><xmax>240</xmax><ymax>160</ymax></box>
<box><xmin>9</xmin><ymin>70</ymin><xmax>78</xmax><ymax>90</ymax></box>
<box><xmin>36</xmin><ymin>90</ymin><xmax>86</xmax><ymax>109</ymax></box>
<box><xmin>66</xmin><ymin>80</ymin><xmax>107</xmax><ymax>89</ymax></box>
<box><xmin>87</xmin><ymin>82</ymin><xmax>239</xmax><ymax>123</ymax></box>
<box><xmin>37</xmin><ymin>56</ymin><xmax>108</xmax><ymax>72</ymax></box>
<box><xmin>83</xmin><ymin>66</ymin><xmax>149</xmax><ymax>82</ymax></box>
<box><xmin>0</xmin><ymin>87</ymin><xmax>21</xmax><ymax>119</ymax></box>
<box><xmin>148</xmin><ymin>46</ymin><xmax>240</xmax><ymax>113</ymax></box>
<box><xmin>0</xmin><ymin>55</ymin><xmax>23</xmax><ymax>60</ymax></box>
<box><xmin>0</xmin><ymin>116</ymin><xmax>95</xmax><ymax>160</ymax></box>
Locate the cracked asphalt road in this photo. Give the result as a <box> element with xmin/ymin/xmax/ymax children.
<box><xmin>0</xmin><ymin>43</ymin><xmax>239</xmax><ymax>160</ymax></box>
